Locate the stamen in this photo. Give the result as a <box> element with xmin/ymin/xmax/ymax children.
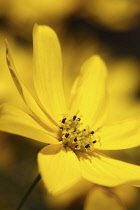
<box><xmin>92</xmin><ymin>140</ymin><xmax>97</xmax><ymax>144</ymax></box>
<box><xmin>65</xmin><ymin>133</ymin><xmax>69</xmax><ymax>138</ymax></box>
<box><xmin>85</xmin><ymin>144</ymin><xmax>90</xmax><ymax>148</ymax></box>
<box><xmin>73</xmin><ymin>115</ymin><xmax>77</xmax><ymax>120</ymax></box>
<box><xmin>74</xmin><ymin>138</ymin><xmax>77</xmax><ymax>142</ymax></box>
<box><xmin>62</xmin><ymin>118</ymin><xmax>66</xmax><ymax>124</ymax></box>
<box><xmin>59</xmin><ymin>115</ymin><xmax>100</xmax><ymax>153</ymax></box>
<box><xmin>90</xmin><ymin>131</ymin><xmax>94</xmax><ymax>134</ymax></box>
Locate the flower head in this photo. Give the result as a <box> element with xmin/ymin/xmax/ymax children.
<box><xmin>1</xmin><ymin>24</ymin><xmax>140</xmax><ymax>195</ymax></box>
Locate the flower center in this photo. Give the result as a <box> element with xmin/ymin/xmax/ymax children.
<box><xmin>59</xmin><ymin>115</ymin><xmax>100</xmax><ymax>152</ymax></box>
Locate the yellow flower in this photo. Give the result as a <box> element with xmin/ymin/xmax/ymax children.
<box><xmin>84</xmin><ymin>186</ymin><xmax>126</xmax><ymax>210</ymax></box>
<box><xmin>82</xmin><ymin>0</ymin><xmax>140</xmax><ymax>31</ymax></box>
<box><xmin>1</xmin><ymin>25</ymin><xmax>140</xmax><ymax>195</ymax></box>
<box><xmin>4</xmin><ymin>0</ymin><xmax>80</xmax><ymax>27</ymax></box>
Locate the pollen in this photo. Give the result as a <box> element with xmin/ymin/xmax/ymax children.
<box><xmin>59</xmin><ymin>115</ymin><xmax>100</xmax><ymax>152</ymax></box>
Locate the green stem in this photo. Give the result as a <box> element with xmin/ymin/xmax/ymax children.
<box><xmin>16</xmin><ymin>173</ymin><xmax>41</xmax><ymax>210</ymax></box>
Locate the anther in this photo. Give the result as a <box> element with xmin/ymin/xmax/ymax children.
<box><xmin>62</xmin><ymin>118</ymin><xmax>66</xmax><ymax>124</ymax></box>
<box><xmin>77</xmin><ymin>118</ymin><xmax>81</xmax><ymax>121</ymax></box>
<box><xmin>92</xmin><ymin>140</ymin><xmax>97</xmax><ymax>144</ymax></box>
<box><xmin>85</xmin><ymin>144</ymin><xmax>90</xmax><ymax>148</ymax></box>
<box><xmin>65</xmin><ymin>133</ymin><xmax>69</xmax><ymax>138</ymax></box>
<box><xmin>73</xmin><ymin>115</ymin><xmax>77</xmax><ymax>120</ymax></box>
<box><xmin>59</xmin><ymin>126</ymin><xmax>63</xmax><ymax>130</ymax></box>
<box><xmin>83</xmin><ymin>129</ymin><xmax>86</xmax><ymax>131</ymax></box>
<box><xmin>75</xmin><ymin>145</ymin><xmax>78</xmax><ymax>148</ymax></box>
<box><xmin>90</xmin><ymin>131</ymin><xmax>94</xmax><ymax>134</ymax></box>
<box><xmin>74</xmin><ymin>137</ymin><xmax>77</xmax><ymax>142</ymax></box>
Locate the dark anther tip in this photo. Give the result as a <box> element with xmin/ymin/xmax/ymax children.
<box><xmin>74</xmin><ymin>138</ymin><xmax>77</xmax><ymax>142</ymax></box>
<box><xmin>62</xmin><ymin>118</ymin><xmax>66</xmax><ymax>124</ymax></box>
<box><xmin>65</xmin><ymin>133</ymin><xmax>69</xmax><ymax>138</ymax></box>
<box><xmin>85</xmin><ymin>144</ymin><xmax>90</xmax><ymax>148</ymax></box>
<box><xmin>92</xmin><ymin>140</ymin><xmax>97</xmax><ymax>144</ymax></box>
<box><xmin>90</xmin><ymin>131</ymin><xmax>94</xmax><ymax>134</ymax></box>
<box><xmin>73</xmin><ymin>115</ymin><xmax>77</xmax><ymax>120</ymax></box>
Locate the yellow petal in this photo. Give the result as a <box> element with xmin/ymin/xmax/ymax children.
<box><xmin>38</xmin><ymin>144</ymin><xmax>81</xmax><ymax>195</ymax></box>
<box><xmin>96</xmin><ymin>119</ymin><xmax>140</xmax><ymax>150</ymax></box>
<box><xmin>69</xmin><ymin>55</ymin><xmax>108</xmax><ymax>129</ymax></box>
<box><xmin>33</xmin><ymin>25</ymin><xmax>67</xmax><ymax>122</ymax></box>
<box><xmin>84</xmin><ymin>187</ymin><xmax>125</xmax><ymax>210</ymax></box>
<box><xmin>5</xmin><ymin>40</ymin><xmax>57</xmax><ymax>131</ymax></box>
<box><xmin>77</xmin><ymin>152</ymin><xmax>140</xmax><ymax>187</ymax></box>
<box><xmin>0</xmin><ymin>104</ymin><xmax>58</xmax><ymax>144</ymax></box>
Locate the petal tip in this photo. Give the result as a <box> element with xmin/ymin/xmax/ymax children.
<box><xmin>33</xmin><ymin>24</ymin><xmax>57</xmax><ymax>40</ymax></box>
